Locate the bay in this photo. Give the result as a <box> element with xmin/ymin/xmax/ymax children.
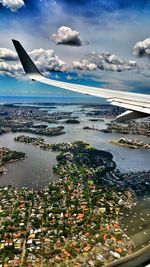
<box><xmin>0</xmin><ymin>104</ymin><xmax>150</xmax><ymax>248</ymax></box>
<box><xmin>0</xmin><ymin>104</ymin><xmax>149</xmax><ymax>189</ymax></box>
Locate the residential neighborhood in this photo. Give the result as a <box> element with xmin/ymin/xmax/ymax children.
<box><xmin>101</xmin><ymin>121</ymin><xmax>150</xmax><ymax>137</ymax></box>
<box><xmin>0</xmin><ymin>141</ymin><xmax>135</xmax><ymax>267</ymax></box>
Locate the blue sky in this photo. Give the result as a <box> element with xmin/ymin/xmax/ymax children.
<box><xmin>0</xmin><ymin>0</ymin><xmax>150</xmax><ymax>98</ymax></box>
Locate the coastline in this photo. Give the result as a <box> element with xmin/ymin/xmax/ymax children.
<box><xmin>110</xmin><ymin>140</ymin><xmax>150</xmax><ymax>149</ymax></box>
<box><xmin>0</xmin><ymin>102</ymin><xmax>149</xmax><ymax>266</ymax></box>
<box><xmin>0</xmin><ymin>147</ymin><xmax>26</xmax><ymax>175</ymax></box>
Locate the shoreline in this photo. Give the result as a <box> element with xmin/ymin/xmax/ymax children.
<box><xmin>0</xmin><ymin>141</ymin><xmax>137</xmax><ymax>265</ymax></box>
<box><xmin>0</xmin><ymin>148</ymin><xmax>27</xmax><ymax>175</ymax></box>
<box><xmin>110</xmin><ymin>140</ymin><xmax>150</xmax><ymax>149</ymax></box>
<box><xmin>13</xmin><ymin>135</ymin><xmax>150</xmax><ymax>251</ymax></box>
<box><xmin>0</xmin><ymin>103</ymin><xmax>149</xmax><ymax>265</ymax></box>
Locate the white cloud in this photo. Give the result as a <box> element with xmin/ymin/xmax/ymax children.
<box><xmin>29</xmin><ymin>48</ymin><xmax>66</xmax><ymax>72</ymax></box>
<box><xmin>0</xmin><ymin>47</ymin><xmax>67</xmax><ymax>77</ymax></box>
<box><xmin>0</xmin><ymin>46</ymin><xmax>137</xmax><ymax>79</ymax></box>
<box><xmin>51</xmin><ymin>26</ymin><xmax>82</xmax><ymax>46</ymax></box>
<box><xmin>0</xmin><ymin>48</ymin><xmax>18</xmax><ymax>61</ymax></box>
<box><xmin>133</xmin><ymin>37</ymin><xmax>150</xmax><ymax>58</ymax></box>
<box><xmin>0</xmin><ymin>61</ymin><xmax>23</xmax><ymax>77</ymax></box>
<box><xmin>73</xmin><ymin>51</ymin><xmax>136</xmax><ymax>72</ymax></box>
<box><xmin>73</xmin><ymin>60</ymin><xmax>97</xmax><ymax>71</ymax></box>
<box><xmin>0</xmin><ymin>0</ymin><xmax>25</xmax><ymax>12</ymax></box>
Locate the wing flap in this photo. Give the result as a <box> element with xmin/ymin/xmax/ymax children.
<box><xmin>111</xmin><ymin>101</ymin><xmax>150</xmax><ymax>114</ymax></box>
<box><xmin>116</xmin><ymin>110</ymin><xmax>150</xmax><ymax>122</ymax></box>
<box><xmin>108</xmin><ymin>98</ymin><xmax>150</xmax><ymax>109</ymax></box>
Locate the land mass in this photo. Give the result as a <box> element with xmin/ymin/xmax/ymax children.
<box><xmin>0</xmin><ymin>147</ymin><xmax>26</xmax><ymax>174</ymax></box>
<box><xmin>0</xmin><ymin>104</ymin><xmax>150</xmax><ymax>266</ymax></box>
<box><xmin>110</xmin><ymin>138</ymin><xmax>150</xmax><ymax>149</ymax></box>
<box><xmin>101</xmin><ymin>122</ymin><xmax>150</xmax><ymax>137</ymax></box>
<box><xmin>0</xmin><ymin>104</ymin><xmax>149</xmax><ymax>137</ymax></box>
<box><xmin>0</xmin><ymin>140</ymin><xmax>135</xmax><ymax>267</ymax></box>
<box><xmin>14</xmin><ymin>135</ymin><xmax>150</xmax><ymax>198</ymax></box>
<box><xmin>0</xmin><ymin>104</ymin><xmax>69</xmax><ymax>136</ymax></box>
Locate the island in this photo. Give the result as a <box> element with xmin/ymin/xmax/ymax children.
<box><xmin>111</xmin><ymin>138</ymin><xmax>150</xmax><ymax>149</ymax></box>
<box><xmin>65</xmin><ymin>119</ymin><xmax>80</xmax><ymax>124</ymax></box>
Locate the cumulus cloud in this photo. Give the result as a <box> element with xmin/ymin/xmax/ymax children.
<box><xmin>29</xmin><ymin>48</ymin><xmax>66</xmax><ymax>72</ymax></box>
<box><xmin>0</xmin><ymin>0</ymin><xmax>25</xmax><ymax>12</ymax></box>
<box><xmin>0</xmin><ymin>48</ymin><xmax>18</xmax><ymax>61</ymax></box>
<box><xmin>0</xmin><ymin>45</ymin><xmax>137</xmax><ymax>78</ymax></box>
<box><xmin>51</xmin><ymin>26</ymin><xmax>82</xmax><ymax>46</ymax></box>
<box><xmin>0</xmin><ymin>47</ymin><xmax>67</xmax><ymax>78</ymax></box>
<box><xmin>73</xmin><ymin>51</ymin><xmax>136</xmax><ymax>72</ymax></box>
<box><xmin>73</xmin><ymin>60</ymin><xmax>97</xmax><ymax>71</ymax></box>
<box><xmin>133</xmin><ymin>37</ymin><xmax>150</xmax><ymax>58</ymax></box>
<box><xmin>0</xmin><ymin>62</ymin><xmax>23</xmax><ymax>77</ymax></box>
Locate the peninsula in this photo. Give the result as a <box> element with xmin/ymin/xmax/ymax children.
<box><xmin>14</xmin><ymin>135</ymin><xmax>150</xmax><ymax>197</ymax></box>
<box><xmin>0</xmin><ymin>147</ymin><xmax>26</xmax><ymax>174</ymax></box>
<box><xmin>101</xmin><ymin>122</ymin><xmax>150</xmax><ymax>137</ymax></box>
<box><xmin>111</xmin><ymin>138</ymin><xmax>150</xmax><ymax>149</ymax></box>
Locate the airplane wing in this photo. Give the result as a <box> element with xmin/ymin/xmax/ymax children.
<box><xmin>12</xmin><ymin>39</ymin><xmax>150</xmax><ymax>121</ymax></box>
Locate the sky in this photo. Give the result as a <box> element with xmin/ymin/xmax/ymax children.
<box><xmin>0</xmin><ymin>0</ymin><xmax>150</xmax><ymax>98</ymax></box>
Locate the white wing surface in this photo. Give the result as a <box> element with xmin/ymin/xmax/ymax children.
<box><xmin>12</xmin><ymin>39</ymin><xmax>150</xmax><ymax>121</ymax></box>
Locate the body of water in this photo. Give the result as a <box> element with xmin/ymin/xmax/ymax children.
<box><xmin>0</xmin><ymin>104</ymin><xmax>150</xmax><ymax>249</ymax></box>
<box><xmin>121</xmin><ymin>198</ymin><xmax>150</xmax><ymax>249</ymax></box>
<box><xmin>0</xmin><ymin>95</ymin><xmax>105</xmax><ymax>104</ymax></box>
<box><xmin>0</xmin><ymin>132</ymin><xmax>59</xmax><ymax>189</ymax></box>
<box><xmin>0</xmin><ymin>104</ymin><xmax>150</xmax><ymax>188</ymax></box>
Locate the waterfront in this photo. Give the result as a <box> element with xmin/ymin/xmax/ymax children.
<box><xmin>0</xmin><ymin>132</ymin><xmax>59</xmax><ymax>189</ymax></box>
<box><xmin>0</xmin><ymin>104</ymin><xmax>150</xmax><ymax>255</ymax></box>
<box><xmin>0</xmin><ymin>122</ymin><xmax>150</xmax><ymax>189</ymax></box>
<box><xmin>0</xmin><ymin>142</ymin><xmax>136</xmax><ymax>266</ymax></box>
<box><xmin>0</xmin><ymin>104</ymin><xmax>150</xmax><ymax>188</ymax></box>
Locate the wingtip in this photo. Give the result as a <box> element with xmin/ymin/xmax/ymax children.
<box><xmin>12</xmin><ymin>39</ymin><xmax>20</xmax><ymax>45</ymax></box>
<box><xmin>12</xmin><ymin>39</ymin><xmax>42</xmax><ymax>76</ymax></box>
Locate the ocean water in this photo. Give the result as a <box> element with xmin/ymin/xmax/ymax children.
<box><xmin>0</xmin><ymin>95</ymin><xmax>106</xmax><ymax>104</ymax></box>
